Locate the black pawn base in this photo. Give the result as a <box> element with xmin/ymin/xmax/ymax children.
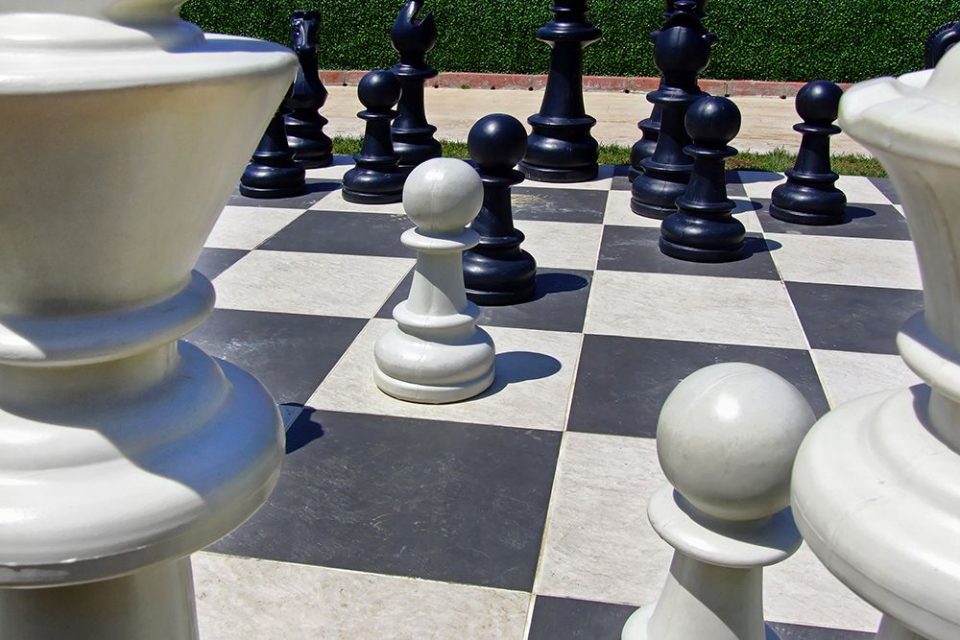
<box><xmin>659</xmin><ymin>214</ymin><xmax>745</xmax><ymax>262</ymax></box>
<box><xmin>239</xmin><ymin>174</ymin><xmax>305</xmax><ymax>199</ymax></box>
<box><xmin>519</xmin><ymin>116</ymin><xmax>599</xmax><ymax>184</ymax></box>
<box><xmin>519</xmin><ymin>161</ymin><xmax>598</xmax><ymax>184</ymax></box>
<box><xmin>464</xmin><ymin>237</ymin><xmax>537</xmax><ymax>306</ymax></box>
<box><xmin>341</xmin><ymin>169</ymin><xmax>405</xmax><ymax>204</ymax></box>
<box><xmin>770</xmin><ymin>179</ymin><xmax>847</xmax><ymax>225</ymax></box>
<box><xmin>630</xmin><ymin>163</ymin><xmax>688</xmax><ymax>219</ymax></box>
<box><xmin>239</xmin><ymin>124</ymin><xmax>306</xmax><ymax>199</ymax></box>
<box><xmin>286</xmin><ymin>117</ymin><xmax>333</xmax><ymax>169</ymax></box>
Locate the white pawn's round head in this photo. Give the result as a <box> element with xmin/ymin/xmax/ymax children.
<box><xmin>656</xmin><ymin>362</ymin><xmax>815</xmax><ymax>522</ymax></box>
<box><xmin>403</xmin><ymin>158</ymin><xmax>483</xmax><ymax>234</ymax></box>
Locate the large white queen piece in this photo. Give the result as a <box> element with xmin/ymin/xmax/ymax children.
<box><xmin>792</xmin><ymin>42</ymin><xmax>960</xmax><ymax>640</ymax></box>
<box><xmin>0</xmin><ymin>2</ymin><xmax>296</xmax><ymax>638</ymax></box>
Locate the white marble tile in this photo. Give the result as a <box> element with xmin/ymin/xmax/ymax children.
<box><xmin>304</xmin><ymin>155</ymin><xmax>354</xmax><ymax>182</ymax></box>
<box><xmin>213</xmin><ymin>250</ymin><xmax>413</xmax><ymax>318</ymax></box>
<box><xmin>308</xmin><ymin>319</ymin><xmax>582</xmax><ymax>431</ymax></box>
<box><xmin>602</xmin><ymin>191</ymin><xmax>761</xmax><ymax>233</ymax></box>
<box><xmin>811</xmin><ymin>348</ymin><xmax>922</xmax><ymax>408</ymax></box>
<box><xmin>585</xmin><ymin>270</ymin><xmax>807</xmax><ymax>349</ymax></box>
<box><xmin>193</xmin><ymin>552</ymin><xmax>532</xmax><ymax>640</ymax></box>
<box><xmin>739</xmin><ymin>170</ymin><xmax>784</xmax><ymax>201</ymax></box>
<box><xmin>835</xmin><ymin>175</ymin><xmax>890</xmax><ymax>205</ymax></box>
<box><xmin>766</xmin><ymin>233</ymin><xmax>921</xmax><ymax>290</ymax></box>
<box><xmin>205</xmin><ymin>206</ymin><xmax>305</xmax><ymax>250</ymax></box>
<box><xmin>519</xmin><ymin>220</ymin><xmax>602</xmax><ymax>271</ymax></box>
<box><xmin>521</xmin><ymin>164</ymin><xmax>615</xmax><ymax>191</ymax></box>
<box><xmin>536</xmin><ymin>432</ymin><xmax>671</xmax><ymax>606</ymax></box>
<box><xmin>310</xmin><ymin>187</ymin><xmax>406</xmax><ymax>215</ymax></box>
<box><xmin>534</xmin><ymin>433</ymin><xmax>880</xmax><ymax>633</ymax></box>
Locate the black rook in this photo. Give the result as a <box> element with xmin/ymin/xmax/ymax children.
<box><xmin>285</xmin><ymin>10</ymin><xmax>333</xmax><ymax>169</ymax></box>
<box><xmin>770</xmin><ymin>81</ymin><xmax>847</xmax><ymax>226</ymax></box>
<box><xmin>519</xmin><ymin>0</ymin><xmax>601</xmax><ymax>183</ymax></box>
<box><xmin>463</xmin><ymin>114</ymin><xmax>537</xmax><ymax>305</ymax></box>
<box><xmin>342</xmin><ymin>71</ymin><xmax>405</xmax><ymax>204</ymax></box>
<box><xmin>391</xmin><ymin>0</ymin><xmax>442</xmax><ymax>173</ymax></box>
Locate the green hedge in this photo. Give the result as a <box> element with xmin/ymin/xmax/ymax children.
<box><xmin>181</xmin><ymin>0</ymin><xmax>960</xmax><ymax>83</ymax></box>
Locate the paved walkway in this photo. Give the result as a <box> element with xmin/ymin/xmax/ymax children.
<box><xmin>322</xmin><ymin>86</ymin><xmax>870</xmax><ymax>156</ymax></box>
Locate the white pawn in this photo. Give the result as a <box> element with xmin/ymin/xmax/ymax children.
<box><xmin>375</xmin><ymin>158</ymin><xmax>496</xmax><ymax>403</ymax></box>
<box><xmin>623</xmin><ymin>363</ymin><xmax>816</xmax><ymax>640</ymax></box>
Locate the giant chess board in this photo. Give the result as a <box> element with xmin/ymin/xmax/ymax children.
<box><xmin>186</xmin><ymin>158</ymin><xmax>918</xmax><ymax>639</ymax></box>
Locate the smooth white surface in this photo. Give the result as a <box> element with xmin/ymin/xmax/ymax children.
<box><xmin>623</xmin><ymin>364</ymin><xmax>814</xmax><ymax>640</ymax></box>
<box><xmin>792</xmin><ymin>49</ymin><xmax>960</xmax><ymax>640</ymax></box>
<box><xmin>0</xmin><ymin>3</ymin><xmax>293</xmax><ymax>637</ymax></box>
<box><xmin>374</xmin><ymin>159</ymin><xmax>496</xmax><ymax>403</ymax></box>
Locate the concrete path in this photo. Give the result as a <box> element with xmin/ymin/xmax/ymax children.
<box><xmin>322</xmin><ymin>86</ymin><xmax>870</xmax><ymax>156</ymax></box>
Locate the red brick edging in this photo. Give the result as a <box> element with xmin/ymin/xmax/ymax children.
<box><xmin>320</xmin><ymin>70</ymin><xmax>851</xmax><ymax>98</ymax></box>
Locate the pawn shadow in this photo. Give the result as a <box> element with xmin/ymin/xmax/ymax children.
<box><xmin>484</xmin><ymin>351</ymin><xmax>563</xmax><ymax>396</ymax></box>
<box><xmin>736</xmin><ymin>170</ymin><xmax>783</xmax><ymax>184</ymax></box>
<box><xmin>530</xmin><ymin>272</ymin><xmax>590</xmax><ymax>302</ymax></box>
<box><xmin>845</xmin><ymin>205</ymin><xmax>877</xmax><ymax>222</ymax></box>
<box><xmin>746</xmin><ymin>236</ymin><xmax>782</xmax><ymax>257</ymax></box>
<box><xmin>281</xmin><ymin>404</ymin><xmax>324</xmax><ymax>455</ymax></box>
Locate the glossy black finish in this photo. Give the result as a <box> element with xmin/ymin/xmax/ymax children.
<box><xmin>463</xmin><ymin>114</ymin><xmax>537</xmax><ymax>305</ymax></box>
<box><xmin>239</xmin><ymin>102</ymin><xmax>307</xmax><ymax>199</ymax></box>
<box><xmin>770</xmin><ymin>81</ymin><xmax>847</xmax><ymax>225</ymax></box>
<box><xmin>631</xmin><ymin>0</ymin><xmax>716</xmax><ymax>218</ymax></box>
<box><xmin>285</xmin><ymin>11</ymin><xmax>333</xmax><ymax>169</ymax></box>
<box><xmin>926</xmin><ymin>21</ymin><xmax>960</xmax><ymax>68</ymax></box>
<box><xmin>629</xmin><ymin>0</ymin><xmax>707</xmax><ymax>182</ymax></box>
<box><xmin>342</xmin><ymin>70</ymin><xmax>406</xmax><ymax>204</ymax></box>
<box><xmin>390</xmin><ymin>0</ymin><xmax>442</xmax><ymax>173</ymax></box>
<box><xmin>519</xmin><ymin>1</ymin><xmax>601</xmax><ymax>183</ymax></box>
<box><xmin>660</xmin><ymin>96</ymin><xmax>744</xmax><ymax>261</ymax></box>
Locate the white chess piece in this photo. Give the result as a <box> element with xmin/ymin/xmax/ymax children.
<box><xmin>792</xmin><ymin>44</ymin><xmax>960</xmax><ymax>640</ymax></box>
<box><xmin>375</xmin><ymin>158</ymin><xmax>496</xmax><ymax>403</ymax></box>
<box><xmin>623</xmin><ymin>363</ymin><xmax>815</xmax><ymax>640</ymax></box>
<box><xmin>0</xmin><ymin>2</ymin><xmax>295</xmax><ymax>638</ymax></box>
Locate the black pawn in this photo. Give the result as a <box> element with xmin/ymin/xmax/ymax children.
<box><xmin>660</xmin><ymin>96</ymin><xmax>744</xmax><ymax>262</ymax></box>
<box><xmin>770</xmin><ymin>81</ymin><xmax>847</xmax><ymax>226</ymax></box>
<box><xmin>463</xmin><ymin>115</ymin><xmax>537</xmax><ymax>305</ymax></box>
<box><xmin>240</xmin><ymin>101</ymin><xmax>306</xmax><ymax>199</ymax></box>
<box><xmin>629</xmin><ymin>0</ymin><xmax>707</xmax><ymax>182</ymax></box>
<box><xmin>342</xmin><ymin>71</ymin><xmax>406</xmax><ymax>205</ymax></box>
<box><xmin>518</xmin><ymin>0</ymin><xmax>601</xmax><ymax>183</ymax></box>
<box><xmin>285</xmin><ymin>10</ymin><xmax>333</xmax><ymax>169</ymax></box>
<box><xmin>391</xmin><ymin>0</ymin><xmax>442</xmax><ymax>173</ymax></box>
<box><xmin>632</xmin><ymin>0</ymin><xmax>715</xmax><ymax>219</ymax></box>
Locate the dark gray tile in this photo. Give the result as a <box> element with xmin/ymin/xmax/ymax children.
<box><xmin>377</xmin><ymin>268</ymin><xmax>592</xmax><ymax>333</ymax></box>
<box><xmin>228</xmin><ymin>179</ymin><xmax>340</xmax><ymax>209</ymax></box>
<box><xmin>209</xmin><ymin>410</ymin><xmax>561</xmax><ymax>591</ymax></box>
<box><xmin>726</xmin><ymin>169</ymin><xmax>747</xmax><ymax>198</ymax></box>
<box><xmin>528</xmin><ymin>596</ymin><xmax>873</xmax><ymax>640</ymax></box>
<box><xmin>195</xmin><ymin>248</ymin><xmax>247</xmax><ymax>281</ymax></box>
<box><xmin>598</xmin><ymin>226</ymin><xmax>780</xmax><ymax>280</ymax></box>
<box><xmin>756</xmin><ymin>199</ymin><xmax>911</xmax><ymax>241</ymax></box>
<box><xmin>186</xmin><ymin>310</ymin><xmax>365</xmax><ymax>405</ymax></box>
<box><xmin>568</xmin><ymin>335</ymin><xmax>829</xmax><ymax>437</ymax></box>
<box><xmin>512</xmin><ymin>187</ymin><xmax>607</xmax><ymax>224</ymax></box>
<box><xmin>787</xmin><ymin>282</ymin><xmax>924</xmax><ymax>355</ymax></box>
<box><xmin>869</xmin><ymin>176</ymin><xmax>900</xmax><ymax>204</ymax></box>
<box><xmin>259</xmin><ymin>210</ymin><xmax>414</xmax><ymax>257</ymax></box>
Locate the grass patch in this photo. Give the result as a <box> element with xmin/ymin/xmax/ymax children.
<box><xmin>332</xmin><ymin>137</ymin><xmax>886</xmax><ymax>178</ymax></box>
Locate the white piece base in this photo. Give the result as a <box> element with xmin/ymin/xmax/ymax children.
<box><xmin>0</xmin><ymin>557</ymin><xmax>198</xmax><ymax>640</ymax></box>
<box><xmin>623</xmin><ymin>606</ymin><xmax>781</xmax><ymax>640</ymax></box>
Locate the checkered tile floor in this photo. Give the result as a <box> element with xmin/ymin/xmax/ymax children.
<box><xmin>187</xmin><ymin>157</ymin><xmax>917</xmax><ymax>639</ymax></box>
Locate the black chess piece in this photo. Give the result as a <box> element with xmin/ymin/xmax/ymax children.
<box><xmin>239</xmin><ymin>100</ymin><xmax>306</xmax><ymax>199</ymax></box>
<box><xmin>391</xmin><ymin>0</ymin><xmax>442</xmax><ymax>173</ymax></box>
<box><xmin>518</xmin><ymin>0</ymin><xmax>601</xmax><ymax>183</ymax></box>
<box><xmin>629</xmin><ymin>0</ymin><xmax>707</xmax><ymax>182</ymax></box>
<box><xmin>632</xmin><ymin>0</ymin><xmax>716</xmax><ymax>219</ymax></box>
<box><xmin>660</xmin><ymin>96</ymin><xmax>744</xmax><ymax>262</ymax></box>
<box><xmin>342</xmin><ymin>70</ymin><xmax>406</xmax><ymax>204</ymax></box>
<box><xmin>770</xmin><ymin>81</ymin><xmax>847</xmax><ymax>226</ymax></box>
<box><xmin>285</xmin><ymin>10</ymin><xmax>333</xmax><ymax>169</ymax></box>
<box><xmin>463</xmin><ymin>115</ymin><xmax>537</xmax><ymax>305</ymax></box>
<box><xmin>926</xmin><ymin>21</ymin><xmax>960</xmax><ymax>68</ymax></box>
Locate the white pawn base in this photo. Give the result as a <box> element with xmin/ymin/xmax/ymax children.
<box><xmin>0</xmin><ymin>558</ymin><xmax>198</xmax><ymax>640</ymax></box>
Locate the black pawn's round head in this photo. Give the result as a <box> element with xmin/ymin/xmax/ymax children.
<box><xmin>796</xmin><ymin>80</ymin><xmax>843</xmax><ymax>126</ymax></box>
<box><xmin>685</xmin><ymin>96</ymin><xmax>742</xmax><ymax>147</ymax></box>
<box><xmin>358</xmin><ymin>70</ymin><xmax>402</xmax><ymax>111</ymax></box>
<box><xmin>468</xmin><ymin>114</ymin><xmax>528</xmax><ymax>172</ymax></box>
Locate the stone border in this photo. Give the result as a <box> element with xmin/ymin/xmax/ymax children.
<box><xmin>320</xmin><ymin>70</ymin><xmax>851</xmax><ymax>98</ymax></box>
